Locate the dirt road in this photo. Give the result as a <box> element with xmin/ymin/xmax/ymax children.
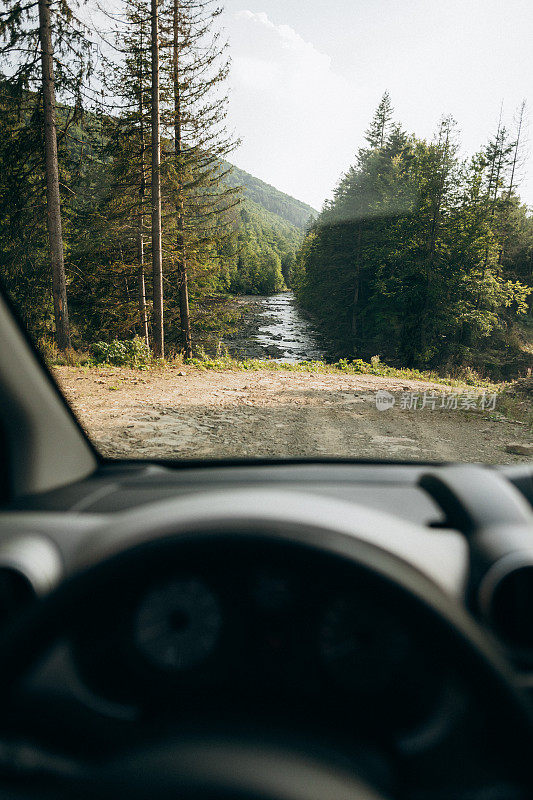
<box><xmin>53</xmin><ymin>366</ymin><xmax>532</xmax><ymax>464</ymax></box>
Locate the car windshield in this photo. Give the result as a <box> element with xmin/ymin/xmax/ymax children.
<box><xmin>0</xmin><ymin>0</ymin><xmax>531</xmax><ymax>463</ymax></box>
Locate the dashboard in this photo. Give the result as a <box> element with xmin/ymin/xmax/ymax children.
<box><xmin>0</xmin><ymin>461</ymin><xmax>532</xmax><ymax>799</ymax></box>
<box><xmin>69</xmin><ymin>538</ymin><xmax>444</xmax><ymax>731</ymax></box>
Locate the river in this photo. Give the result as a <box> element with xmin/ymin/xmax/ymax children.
<box><xmin>224</xmin><ymin>292</ymin><xmax>327</xmax><ymax>363</ymax></box>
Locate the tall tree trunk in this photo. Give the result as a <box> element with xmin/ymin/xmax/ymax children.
<box><xmin>137</xmin><ymin>208</ymin><xmax>149</xmax><ymax>346</ymax></box>
<box><xmin>486</xmin><ymin>106</ymin><xmax>503</xmax><ymax>202</ymax></box>
<box><xmin>421</xmin><ymin>127</ymin><xmax>449</xmax><ymax>347</ymax></box>
<box><xmin>508</xmin><ymin>100</ymin><xmax>525</xmax><ymax>199</ymax></box>
<box><xmin>151</xmin><ymin>0</ymin><xmax>164</xmax><ymax>358</ymax></box>
<box><xmin>138</xmin><ymin>39</ymin><xmax>149</xmax><ymax>347</ymax></box>
<box><xmin>173</xmin><ymin>0</ymin><xmax>192</xmax><ymax>358</ymax></box>
<box><xmin>37</xmin><ymin>0</ymin><xmax>70</xmax><ymax>350</ymax></box>
<box><xmin>499</xmin><ymin>102</ymin><xmax>526</xmax><ymax>267</ymax></box>
<box><xmin>479</xmin><ymin>119</ymin><xmax>503</xmax><ymax>305</ymax></box>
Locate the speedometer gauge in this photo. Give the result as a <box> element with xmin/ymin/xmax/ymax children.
<box><xmin>134</xmin><ymin>577</ymin><xmax>222</xmax><ymax>672</ymax></box>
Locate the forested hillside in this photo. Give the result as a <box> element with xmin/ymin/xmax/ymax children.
<box><xmin>0</xmin><ymin>0</ymin><xmax>531</xmax><ymax>382</ymax></box>
<box><xmin>0</xmin><ymin>93</ymin><xmax>305</xmax><ymax>350</ymax></box>
<box><xmin>295</xmin><ymin>94</ymin><xmax>533</xmax><ymax>378</ymax></box>
<box><xmin>223</xmin><ymin>198</ymin><xmax>303</xmax><ymax>294</ymax></box>
<box><xmin>0</xmin><ymin>0</ymin><xmax>312</xmax><ymax>358</ymax></box>
<box><xmin>223</xmin><ymin>163</ymin><xmax>317</xmax><ymax>229</ymax></box>
<box><xmin>221</xmin><ymin>164</ymin><xmax>317</xmax><ymax>294</ymax></box>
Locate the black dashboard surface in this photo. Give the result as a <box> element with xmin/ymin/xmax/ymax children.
<box><xmin>7</xmin><ymin>463</ymin><xmax>449</xmax><ymax>524</ymax></box>
<box><xmin>1</xmin><ymin>460</ymin><xmax>533</xmax><ymax>800</ymax></box>
<box><xmin>6</xmin><ymin>461</ymin><xmax>533</xmax><ymax>528</ymax></box>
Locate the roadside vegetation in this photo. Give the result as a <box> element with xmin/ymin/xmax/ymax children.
<box><xmin>294</xmin><ymin>94</ymin><xmax>533</xmax><ymax>381</ymax></box>
<box><xmin>44</xmin><ymin>336</ymin><xmax>498</xmax><ymax>388</ymax></box>
<box><xmin>183</xmin><ymin>353</ymin><xmax>500</xmax><ymax>388</ymax></box>
<box><xmin>0</xmin><ymin>4</ymin><xmax>530</xmax><ymax>391</ymax></box>
<box><xmin>50</xmin><ymin>351</ymin><xmax>533</xmax><ymax>432</ymax></box>
<box><xmin>0</xmin><ymin>0</ymin><xmax>311</xmax><ymax>360</ymax></box>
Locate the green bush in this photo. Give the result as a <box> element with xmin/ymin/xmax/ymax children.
<box><xmin>89</xmin><ymin>337</ymin><xmax>151</xmax><ymax>367</ymax></box>
<box><xmin>37</xmin><ymin>338</ymin><xmax>91</xmax><ymax>367</ymax></box>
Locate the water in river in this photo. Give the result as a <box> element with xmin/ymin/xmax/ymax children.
<box><xmin>226</xmin><ymin>292</ymin><xmax>327</xmax><ymax>363</ymax></box>
<box><xmin>256</xmin><ymin>293</ymin><xmax>326</xmax><ymax>362</ymax></box>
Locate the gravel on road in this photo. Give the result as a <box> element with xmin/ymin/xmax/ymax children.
<box><xmin>53</xmin><ymin>366</ymin><xmax>532</xmax><ymax>464</ymax></box>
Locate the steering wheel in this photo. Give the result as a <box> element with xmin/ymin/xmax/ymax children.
<box><xmin>0</xmin><ymin>489</ymin><xmax>532</xmax><ymax>799</ymax></box>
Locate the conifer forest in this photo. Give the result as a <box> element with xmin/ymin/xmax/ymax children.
<box><xmin>0</xmin><ymin>1</ymin><xmax>531</xmax><ymax>379</ymax></box>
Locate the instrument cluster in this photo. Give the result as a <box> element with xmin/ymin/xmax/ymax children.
<box><xmin>70</xmin><ymin>540</ymin><xmax>444</xmax><ymax>731</ymax></box>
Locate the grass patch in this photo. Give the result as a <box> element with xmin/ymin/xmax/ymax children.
<box><xmin>496</xmin><ymin>378</ymin><xmax>533</xmax><ymax>430</ymax></box>
<box><xmin>47</xmin><ymin>346</ymin><xmax>532</xmax><ymax>427</ymax></box>
<box><xmin>38</xmin><ymin>338</ymin><xmax>93</xmax><ymax>367</ymax></box>
<box><xmin>184</xmin><ymin>352</ymin><xmax>499</xmax><ymax>390</ymax></box>
<box><xmin>43</xmin><ymin>340</ymin><xmax>513</xmax><ymax>392</ymax></box>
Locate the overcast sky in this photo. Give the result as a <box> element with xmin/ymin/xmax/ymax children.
<box><xmin>221</xmin><ymin>0</ymin><xmax>532</xmax><ymax>211</ymax></box>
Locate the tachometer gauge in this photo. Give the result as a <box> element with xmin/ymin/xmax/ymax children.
<box><xmin>319</xmin><ymin>595</ymin><xmax>411</xmax><ymax>694</ymax></box>
<box><xmin>134</xmin><ymin>577</ymin><xmax>222</xmax><ymax>672</ymax></box>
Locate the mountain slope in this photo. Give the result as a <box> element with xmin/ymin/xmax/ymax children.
<box><xmin>225</xmin><ymin>196</ymin><xmax>303</xmax><ymax>295</ymax></box>
<box><xmin>224</xmin><ymin>162</ymin><xmax>318</xmax><ymax>230</ymax></box>
<box><xmin>221</xmin><ymin>168</ymin><xmax>315</xmax><ymax>294</ymax></box>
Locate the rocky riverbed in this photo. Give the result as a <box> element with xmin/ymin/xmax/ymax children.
<box><xmin>223</xmin><ymin>292</ymin><xmax>328</xmax><ymax>362</ymax></box>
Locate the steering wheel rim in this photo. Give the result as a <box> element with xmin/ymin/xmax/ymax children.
<box><xmin>0</xmin><ymin>489</ymin><xmax>532</xmax><ymax>799</ymax></box>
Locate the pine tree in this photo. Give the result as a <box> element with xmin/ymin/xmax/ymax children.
<box><xmin>365</xmin><ymin>91</ymin><xmax>393</xmax><ymax>149</ymax></box>
<box><xmin>91</xmin><ymin>0</ymin><xmax>155</xmax><ymax>346</ymax></box>
<box><xmin>0</xmin><ymin>0</ymin><xmax>92</xmax><ymax>349</ymax></box>
<box><xmin>484</xmin><ymin>108</ymin><xmax>514</xmax><ymax>205</ymax></box>
<box><xmin>171</xmin><ymin>0</ymin><xmax>192</xmax><ymax>357</ymax></box>
<box><xmin>151</xmin><ymin>0</ymin><xmax>164</xmax><ymax>357</ymax></box>
<box><xmin>162</xmin><ymin>0</ymin><xmax>239</xmax><ymax>356</ymax></box>
<box><xmin>508</xmin><ymin>100</ymin><xmax>527</xmax><ymax>199</ymax></box>
<box><xmin>296</xmin><ymin>99</ymin><xmax>531</xmax><ymax>373</ymax></box>
<box><xmin>0</xmin><ymin>80</ymin><xmax>52</xmax><ymax>334</ymax></box>
<box><xmin>134</xmin><ymin>7</ymin><xmax>151</xmax><ymax>346</ymax></box>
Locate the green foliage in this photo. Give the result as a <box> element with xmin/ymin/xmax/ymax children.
<box><xmin>217</xmin><ymin>199</ymin><xmax>303</xmax><ymax>295</ymax></box>
<box><xmin>295</xmin><ymin>97</ymin><xmax>533</xmax><ymax>377</ymax></box>
<box><xmin>37</xmin><ymin>338</ymin><xmax>91</xmax><ymax>367</ymax></box>
<box><xmin>185</xmin><ymin>352</ymin><xmax>496</xmax><ymax>388</ymax></box>
<box><xmin>223</xmin><ymin>163</ymin><xmax>317</xmax><ymax>229</ymax></box>
<box><xmin>0</xmin><ymin>83</ymin><xmax>52</xmax><ymax>336</ymax></box>
<box><xmin>0</xmin><ymin>87</ymin><xmax>305</xmax><ymax>350</ymax></box>
<box><xmin>2</xmin><ymin>0</ymin><xmax>306</xmax><ymax>357</ymax></box>
<box><xmin>89</xmin><ymin>338</ymin><xmax>151</xmax><ymax>367</ymax></box>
